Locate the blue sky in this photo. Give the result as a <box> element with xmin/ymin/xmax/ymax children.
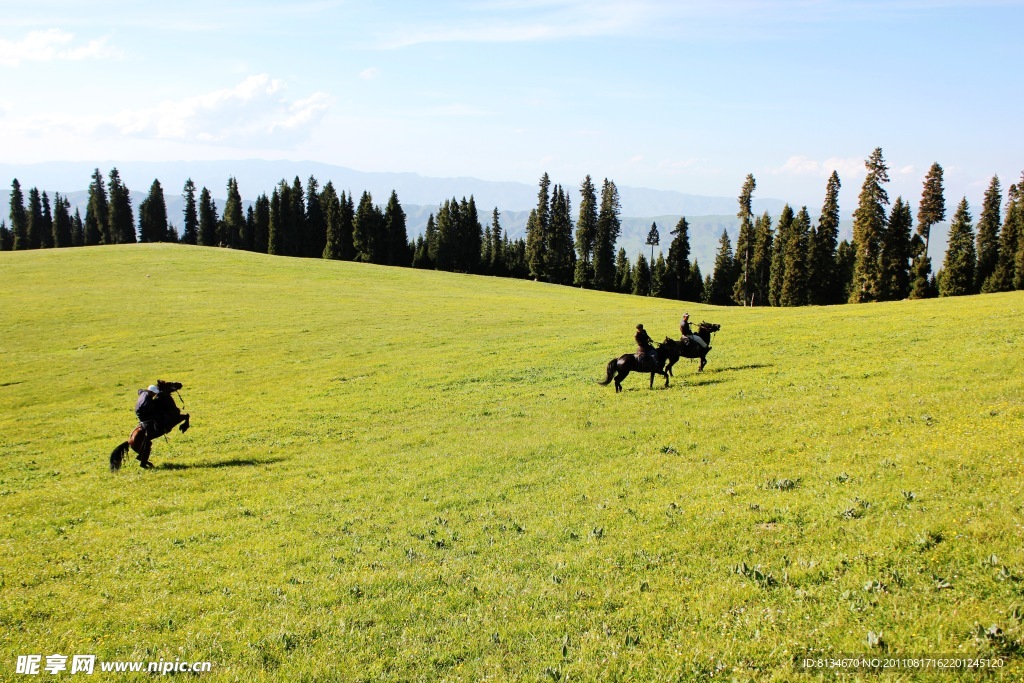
<box><xmin>1</xmin><ymin>0</ymin><xmax>1022</xmax><ymax>211</ymax></box>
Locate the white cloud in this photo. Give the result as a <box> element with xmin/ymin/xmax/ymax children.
<box><xmin>0</xmin><ymin>29</ymin><xmax>121</xmax><ymax>66</ymax></box>
<box><xmin>773</xmin><ymin>155</ymin><xmax>865</xmax><ymax>179</ymax></box>
<box><xmin>359</xmin><ymin>67</ymin><xmax>380</xmax><ymax>80</ymax></box>
<box><xmin>110</xmin><ymin>75</ymin><xmax>330</xmax><ymax>146</ymax></box>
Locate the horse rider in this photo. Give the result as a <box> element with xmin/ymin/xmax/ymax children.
<box><xmin>680</xmin><ymin>312</ymin><xmax>708</xmax><ymax>350</ymax></box>
<box><xmin>635</xmin><ymin>324</ymin><xmax>658</xmax><ymax>368</ymax></box>
<box><xmin>135</xmin><ymin>382</ymin><xmax>189</xmax><ymax>439</ymax></box>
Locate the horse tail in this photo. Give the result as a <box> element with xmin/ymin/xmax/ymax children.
<box><xmin>110</xmin><ymin>441</ymin><xmax>130</xmax><ymax>471</ymax></box>
<box><xmin>598</xmin><ymin>358</ymin><xmax>617</xmax><ymax>385</ymax></box>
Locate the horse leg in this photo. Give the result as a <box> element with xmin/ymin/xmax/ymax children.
<box><xmin>699</xmin><ymin>354</ymin><xmax>707</xmax><ymax>372</ymax></box>
<box><xmin>615</xmin><ymin>368</ymin><xmax>625</xmax><ymax>392</ymax></box>
<box><xmin>649</xmin><ymin>372</ymin><xmax>655</xmax><ymax>389</ymax></box>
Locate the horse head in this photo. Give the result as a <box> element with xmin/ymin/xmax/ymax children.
<box><xmin>699</xmin><ymin>322</ymin><xmax>721</xmax><ymax>333</ymax></box>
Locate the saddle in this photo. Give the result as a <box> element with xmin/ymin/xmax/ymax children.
<box><xmin>634</xmin><ymin>351</ymin><xmax>660</xmax><ymax>372</ymax></box>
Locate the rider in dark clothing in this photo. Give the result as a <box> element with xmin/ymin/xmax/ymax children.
<box><xmin>680</xmin><ymin>312</ymin><xmax>693</xmax><ymax>338</ymax></box>
<box><xmin>634</xmin><ymin>324</ymin><xmax>658</xmax><ymax>368</ymax></box>
<box><xmin>136</xmin><ymin>382</ymin><xmax>188</xmax><ymax>437</ymax></box>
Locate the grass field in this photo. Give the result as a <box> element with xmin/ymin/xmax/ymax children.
<box><xmin>1</xmin><ymin>244</ymin><xmax>1023</xmax><ymax>681</ymax></box>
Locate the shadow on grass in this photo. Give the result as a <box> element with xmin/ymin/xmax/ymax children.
<box><xmin>157</xmin><ymin>457</ymin><xmax>288</xmax><ymax>470</ymax></box>
<box><xmin>707</xmin><ymin>363</ymin><xmax>773</xmax><ymax>373</ymax></box>
<box><xmin>685</xmin><ymin>377</ymin><xmax>728</xmax><ymax>386</ymax></box>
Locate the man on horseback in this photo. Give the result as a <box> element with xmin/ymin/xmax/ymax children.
<box><xmin>127</xmin><ymin>381</ymin><xmax>189</xmax><ymax>468</ymax></box>
<box><xmin>634</xmin><ymin>324</ymin><xmax>658</xmax><ymax>371</ymax></box>
<box><xmin>679</xmin><ymin>312</ymin><xmax>708</xmax><ymax>351</ymax></box>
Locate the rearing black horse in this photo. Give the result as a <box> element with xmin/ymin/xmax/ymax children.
<box><xmin>660</xmin><ymin>321</ymin><xmax>720</xmax><ymax>375</ymax></box>
<box><xmin>599</xmin><ymin>347</ymin><xmax>670</xmax><ymax>393</ymax></box>
<box><xmin>110</xmin><ymin>380</ymin><xmax>190</xmax><ymax>471</ymax></box>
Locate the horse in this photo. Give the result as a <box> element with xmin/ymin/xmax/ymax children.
<box><xmin>110</xmin><ymin>380</ymin><xmax>190</xmax><ymax>471</ymax></box>
<box><xmin>598</xmin><ymin>347</ymin><xmax>670</xmax><ymax>393</ymax></box>
<box><xmin>660</xmin><ymin>321</ymin><xmax>721</xmax><ymax>375</ymax></box>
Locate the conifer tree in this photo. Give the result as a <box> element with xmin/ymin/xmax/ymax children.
<box><xmin>525</xmin><ymin>208</ymin><xmax>542</xmax><ymax>278</ymax></box>
<box><xmin>489</xmin><ymin>208</ymin><xmax>505</xmax><ymax>276</ymax></box>
<box><xmin>253</xmin><ymin>193</ymin><xmax>270</xmax><ymax>254</ymax></box>
<box><xmin>481</xmin><ymin>223</ymin><xmax>493</xmax><ymax>273</ymax></box>
<box><xmin>222</xmin><ymin>177</ymin><xmax>245</xmax><ymax>249</ymax></box>
<box><xmin>911</xmin><ymin>162</ymin><xmax>945</xmax><ymax>297</ymax></box>
<box><xmin>198</xmin><ymin>187</ymin><xmax>219</xmax><ymax>247</ymax></box>
<box><xmin>84</xmin><ymin>169</ymin><xmax>107</xmax><ymax>247</ymax></box>
<box><xmin>458</xmin><ymin>196</ymin><xmax>483</xmax><ymax>273</ymax></box>
<box><xmin>836</xmin><ymin>239</ymin><xmax>856</xmax><ymax>301</ymax></box>
<box><xmin>245</xmin><ymin>207</ymin><xmax>255</xmax><ymax>249</ymax></box>
<box><xmin>615</xmin><ymin>248</ymin><xmax>632</xmax><ymax>293</ymax></box>
<box><xmin>353</xmin><ymin>191</ymin><xmax>383</xmax><ymax>263</ymax></box>
<box><xmin>631</xmin><ymin>253</ymin><xmax>651</xmax><ymax>296</ymax></box>
<box><xmin>702</xmin><ymin>273</ymin><xmax>713</xmax><ymax>304</ymax></box>
<box><xmin>664</xmin><ymin>217</ymin><xmax>691</xmax><ymax>300</ymax></box>
<box><xmin>574</xmin><ymin>175</ymin><xmax>598</xmax><ymax>286</ymax></box>
<box><xmin>976</xmin><ymin>175</ymin><xmax>1002</xmax><ymax>292</ymax></box>
<box><xmin>384</xmin><ymin>190</ymin><xmax>409</xmax><ymax>267</ymax></box>
<box><xmin>72</xmin><ymin>209</ymin><xmax>84</xmax><ymax>247</ymax></box>
<box><xmin>304</xmin><ymin>176</ymin><xmax>326</xmax><ymax>258</ymax></box>
<box><xmin>879</xmin><ymin>197</ymin><xmax>913</xmax><ymax>300</ymax></box>
<box><xmin>412</xmin><ymin>235</ymin><xmax>430</xmax><ymax>269</ymax></box>
<box><xmin>0</xmin><ymin>221</ymin><xmax>10</xmax><ymax>251</ymax></box>
<box><xmin>651</xmin><ymin>253</ymin><xmax>668</xmax><ymax>298</ymax></box>
<box><xmin>780</xmin><ymin>207</ymin><xmax>810</xmax><ymax>306</ymax></box>
<box><xmin>26</xmin><ymin>187</ymin><xmax>44</xmax><ymax>249</ymax></box>
<box><xmin>990</xmin><ymin>182</ymin><xmax>1020</xmax><ymax>291</ymax></box>
<box><xmin>807</xmin><ymin>171</ymin><xmax>841</xmax><ymax>305</ymax></box>
<box><xmin>107</xmin><ymin>168</ymin><xmax>135</xmax><ymax>244</ymax></box>
<box><xmin>751</xmin><ymin>212</ymin><xmax>773</xmax><ymax>306</ymax></box>
<box><xmin>850</xmin><ymin>148</ymin><xmax>890</xmax><ymax>302</ymax></box>
<box><xmin>338</xmin><ymin>191</ymin><xmax>355</xmax><ymax>260</ymax></box>
<box><xmin>321</xmin><ymin>182</ymin><xmax>344</xmax><ymax>260</ymax></box>
<box><xmin>732</xmin><ymin>173</ymin><xmax>756</xmax><ymax>305</ymax></box>
<box><xmin>645</xmin><ymin>222</ymin><xmax>660</xmax><ymax>266</ymax></box>
<box><xmin>769</xmin><ymin>204</ymin><xmax>794</xmax><ymax>306</ymax></box>
<box><xmin>709</xmin><ymin>229</ymin><xmax>736</xmax><ymax>305</ymax></box>
<box><xmin>425</xmin><ymin>212</ymin><xmax>439</xmax><ymax>267</ymax></box>
<box><xmin>9</xmin><ymin>179</ymin><xmax>28</xmax><ymax>250</ymax></box>
<box><xmin>51</xmin><ymin>194</ymin><xmax>71</xmax><ymax>248</ymax></box>
<box><xmin>138</xmin><ymin>179</ymin><xmax>169</xmax><ymax>243</ymax></box>
<box><xmin>939</xmin><ymin>198</ymin><xmax>976</xmax><ymax>297</ymax></box>
<box><xmin>181</xmin><ymin>179</ymin><xmax>199</xmax><ymax>245</ymax></box>
<box><xmin>594</xmin><ymin>179</ymin><xmax>621</xmax><ymax>291</ymax></box>
<box><xmin>689</xmin><ymin>261</ymin><xmax>704</xmax><ymax>302</ymax></box>
<box><xmin>547</xmin><ymin>185</ymin><xmax>575</xmax><ymax>284</ymax></box>
<box><xmin>289</xmin><ymin>177</ymin><xmax>305</xmax><ymax>257</ymax></box>
<box><xmin>40</xmin><ymin>191</ymin><xmax>54</xmax><ymax>248</ymax></box>
<box><xmin>268</xmin><ymin>187</ymin><xmax>284</xmax><ymax>255</ymax></box>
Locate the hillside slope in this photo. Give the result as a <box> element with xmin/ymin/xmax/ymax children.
<box><xmin>1</xmin><ymin>245</ymin><xmax>1022</xmax><ymax>680</ymax></box>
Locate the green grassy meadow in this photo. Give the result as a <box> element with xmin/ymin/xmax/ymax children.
<box><xmin>1</xmin><ymin>244</ymin><xmax>1023</xmax><ymax>681</ymax></box>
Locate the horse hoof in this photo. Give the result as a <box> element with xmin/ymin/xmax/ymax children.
<box><xmin>140</xmin><ymin>460</ymin><xmax>154</xmax><ymax>469</ymax></box>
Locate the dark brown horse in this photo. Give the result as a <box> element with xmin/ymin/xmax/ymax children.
<box><xmin>660</xmin><ymin>321</ymin><xmax>720</xmax><ymax>375</ymax></box>
<box><xmin>599</xmin><ymin>347</ymin><xmax>670</xmax><ymax>393</ymax></box>
<box><xmin>110</xmin><ymin>380</ymin><xmax>190</xmax><ymax>471</ymax></box>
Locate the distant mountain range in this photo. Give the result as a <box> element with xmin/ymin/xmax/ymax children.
<box><xmin>1</xmin><ymin>160</ymin><xmax>950</xmax><ymax>270</ymax></box>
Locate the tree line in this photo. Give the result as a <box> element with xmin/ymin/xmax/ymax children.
<box><xmin>3</xmin><ymin>149</ymin><xmax>1023</xmax><ymax>304</ymax></box>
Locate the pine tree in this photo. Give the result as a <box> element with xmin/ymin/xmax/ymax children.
<box><xmin>72</xmin><ymin>209</ymin><xmax>84</xmax><ymax>247</ymax></box>
<box><xmin>489</xmin><ymin>208</ymin><xmax>505</xmax><ymax>276</ymax></box>
<box><xmin>547</xmin><ymin>185</ymin><xmax>575</xmax><ymax>284</ymax></box>
<box><xmin>702</xmin><ymin>273</ymin><xmax>713</xmax><ymax>304</ymax></box>
<box><xmin>321</xmin><ymin>182</ymin><xmax>344</xmax><ymax>260</ymax></box>
<box><xmin>645</xmin><ymin>222</ymin><xmax>660</xmax><ymax>267</ymax></box>
<box><xmin>304</xmin><ymin>176</ymin><xmax>326</xmax><ymax>258</ymax></box>
<box><xmin>353</xmin><ymin>191</ymin><xmax>382</xmax><ymax>263</ymax></box>
<box><xmin>709</xmin><ymin>229</ymin><xmax>736</xmax><ymax>306</ymax></box>
<box><xmin>594</xmin><ymin>179</ymin><xmax>621</xmax><ymax>291</ymax></box>
<box><xmin>52</xmin><ymin>194</ymin><xmax>72</xmax><ymax>248</ymax></box>
<box><xmin>651</xmin><ymin>253</ymin><xmax>668</xmax><ymax>298</ymax></box>
<box><xmin>40</xmin><ymin>191</ymin><xmax>54</xmax><ymax>248</ymax></box>
<box><xmin>780</xmin><ymin>207</ymin><xmax>810</xmax><ymax>306</ymax></box>
<box><xmin>879</xmin><ymin>197</ymin><xmax>913</xmax><ymax>300</ymax></box>
<box><xmin>268</xmin><ymin>187</ymin><xmax>284</xmax><ymax>256</ymax></box>
<box><xmin>222</xmin><ymin>177</ymin><xmax>245</xmax><ymax>249</ymax></box>
<box><xmin>425</xmin><ymin>213</ymin><xmax>439</xmax><ymax>267</ymax></box>
<box><xmin>84</xmin><ymin>169</ymin><xmax>107</xmax><ymax>247</ymax></box>
<box><xmin>289</xmin><ymin>177</ymin><xmax>305</xmax><ymax>257</ymax></box>
<box><xmin>976</xmin><ymin>175</ymin><xmax>1002</xmax><ymax>292</ymax></box>
<box><xmin>525</xmin><ymin>208</ymin><xmax>542</xmax><ymax>278</ymax></box>
<box><xmin>26</xmin><ymin>187</ymin><xmax>44</xmax><ymax>249</ymax></box>
<box><xmin>751</xmin><ymin>212</ymin><xmax>773</xmax><ymax>306</ymax></box>
<box><xmin>850</xmin><ymin>148</ymin><xmax>890</xmax><ymax>302</ymax></box>
<box><xmin>434</xmin><ymin>199</ymin><xmax>459</xmax><ymax>271</ymax></box>
<box><xmin>990</xmin><ymin>182</ymin><xmax>1020</xmax><ymax>291</ymax></box>
<box><xmin>481</xmin><ymin>224</ymin><xmax>493</xmax><ymax>273</ymax></box>
<box><xmin>9</xmin><ymin>179</ymin><xmax>27</xmax><ymax>250</ymax></box>
<box><xmin>911</xmin><ymin>162</ymin><xmax>945</xmax><ymax>297</ymax></box>
<box><xmin>181</xmin><ymin>179</ymin><xmax>199</xmax><ymax>245</ymax></box>
<box><xmin>458</xmin><ymin>196</ymin><xmax>483</xmax><ymax>273</ymax></box>
<box><xmin>631</xmin><ymin>253</ymin><xmax>651</xmax><ymax>296</ymax></box>
<box><xmin>836</xmin><ymin>239</ymin><xmax>857</xmax><ymax>301</ymax></box>
<box><xmin>0</xmin><ymin>221</ymin><xmax>11</xmax><ymax>251</ymax></box>
<box><xmin>384</xmin><ymin>190</ymin><xmax>408</xmax><ymax>267</ymax></box>
<box><xmin>666</xmin><ymin>217</ymin><xmax>692</xmax><ymax>300</ymax></box>
<box><xmin>807</xmin><ymin>171</ymin><xmax>841</xmax><ymax>305</ymax></box>
<box><xmin>731</xmin><ymin>173</ymin><xmax>756</xmax><ymax>305</ymax></box>
<box><xmin>253</xmin><ymin>193</ymin><xmax>270</xmax><ymax>253</ymax></box>
<box><xmin>939</xmin><ymin>198</ymin><xmax>976</xmax><ymax>297</ymax></box>
<box><xmin>615</xmin><ymin>248</ymin><xmax>632</xmax><ymax>293</ymax></box>
<box><xmin>769</xmin><ymin>204</ymin><xmax>794</xmax><ymax>306</ymax></box>
<box><xmin>198</xmin><ymin>187</ymin><xmax>219</xmax><ymax>248</ymax></box>
<box><xmin>107</xmin><ymin>168</ymin><xmax>135</xmax><ymax>244</ymax></box>
<box><xmin>138</xmin><ymin>179</ymin><xmax>169</xmax><ymax>243</ymax></box>
<box><xmin>574</xmin><ymin>175</ymin><xmax>598</xmax><ymax>287</ymax></box>
<box><xmin>689</xmin><ymin>261</ymin><xmax>704</xmax><ymax>302</ymax></box>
